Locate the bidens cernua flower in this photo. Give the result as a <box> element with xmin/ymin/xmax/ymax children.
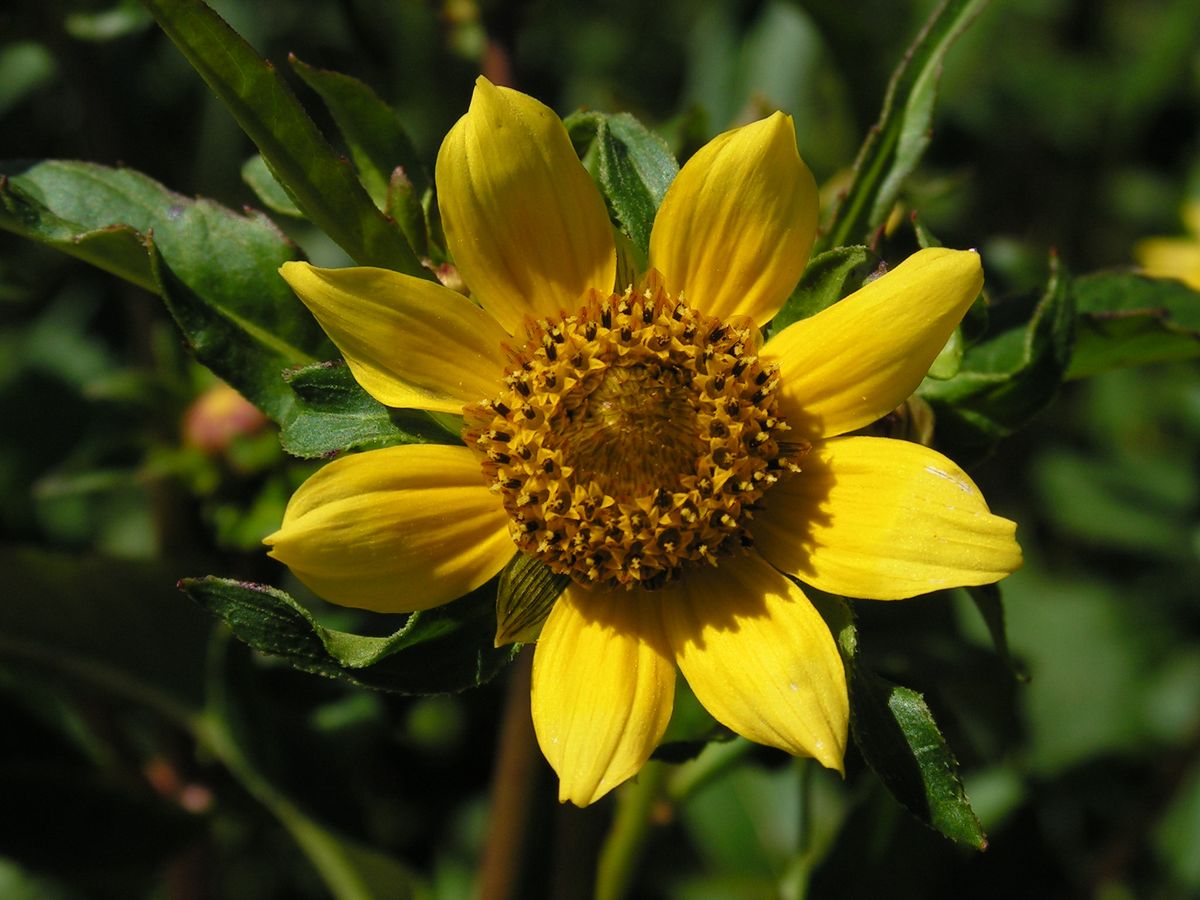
<box><xmin>266</xmin><ymin>78</ymin><xmax>1022</xmax><ymax>806</ymax></box>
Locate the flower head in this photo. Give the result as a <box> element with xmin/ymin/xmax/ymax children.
<box><xmin>266</xmin><ymin>78</ymin><xmax>1022</xmax><ymax>805</ymax></box>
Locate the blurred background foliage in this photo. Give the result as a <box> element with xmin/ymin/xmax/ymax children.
<box><xmin>1</xmin><ymin>0</ymin><xmax>1199</xmax><ymax>898</ymax></box>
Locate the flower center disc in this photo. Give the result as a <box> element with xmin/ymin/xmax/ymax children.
<box><xmin>464</xmin><ymin>271</ymin><xmax>802</xmax><ymax>590</ymax></box>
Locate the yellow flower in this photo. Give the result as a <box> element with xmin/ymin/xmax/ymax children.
<box><xmin>265</xmin><ymin>78</ymin><xmax>1022</xmax><ymax>806</ymax></box>
<box><xmin>1135</xmin><ymin>202</ymin><xmax>1200</xmax><ymax>290</ymax></box>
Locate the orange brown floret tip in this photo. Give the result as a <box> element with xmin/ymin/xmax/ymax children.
<box><xmin>463</xmin><ymin>271</ymin><xmax>807</xmax><ymax>590</ymax></box>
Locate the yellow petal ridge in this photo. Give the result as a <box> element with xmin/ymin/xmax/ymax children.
<box><xmin>436</xmin><ymin>77</ymin><xmax>617</xmax><ymax>333</ymax></box>
<box><xmin>763</xmin><ymin>247</ymin><xmax>984</xmax><ymax>439</ymax></box>
<box><xmin>279</xmin><ymin>262</ymin><xmax>509</xmax><ymax>413</ymax></box>
<box><xmin>649</xmin><ymin>111</ymin><xmax>818</xmax><ymax>325</ymax></box>
<box><xmin>264</xmin><ymin>444</ymin><xmax>514</xmax><ymax>613</ymax></box>
<box><xmin>531</xmin><ymin>585</ymin><xmax>675</xmax><ymax>806</ymax></box>
<box><xmin>754</xmin><ymin>436</ymin><xmax>1022</xmax><ymax>600</ymax></box>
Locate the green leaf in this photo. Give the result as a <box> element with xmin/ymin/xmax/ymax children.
<box><xmin>771</xmin><ymin>245</ymin><xmax>874</xmax><ymax>332</ymax></box>
<box><xmin>181</xmin><ymin>577</ymin><xmax>516</xmax><ymax>695</ymax></box>
<box><xmin>241</xmin><ymin>154</ymin><xmax>305</xmax><ymax>218</ymax></box>
<box><xmin>851</xmin><ymin>672</ymin><xmax>987</xmax><ymax>849</ymax></box>
<box><xmin>1067</xmin><ymin>272</ymin><xmax>1200</xmax><ymax>378</ymax></box>
<box><xmin>0</xmin><ymin>174</ymin><xmax>156</xmax><ymax>291</ymax></box>
<box><xmin>921</xmin><ymin>254</ymin><xmax>1074</xmax><ymax>459</ymax></box>
<box><xmin>566</xmin><ymin>111</ymin><xmax>679</xmax><ymax>255</ymax></box>
<box><xmin>0</xmin><ymin>160</ymin><xmax>335</xmax><ymax>422</ymax></box>
<box><xmin>289</xmin><ymin>55</ymin><xmax>429</xmax><ymax>205</ymax></box>
<box><xmin>139</xmin><ymin>0</ymin><xmax>426</xmax><ymax>275</ymax></box>
<box><xmin>819</xmin><ymin>0</ymin><xmax>990</xmax><ymax>250</ymax></box>
<box><xmin>807</xmin><ymin>591</ymin><xmax>984</xmax><ymax>847</ymax></box>
<box><xmin>494</xmin><ymin>553</ymin><xmax>567</xmax><ymax>646</ymax></box>
<box><xmin>279</xmin><ymin>361</ymin><xmax>456</xmax><ymax>459</ymax></box>
<box><xmin>385</xmin><ymin>166</ymin><xmax>429</xmax><ymax>260</ymax></box>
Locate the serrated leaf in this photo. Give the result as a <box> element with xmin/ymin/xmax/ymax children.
<box><xmin>921</xmin><ymin>254</ymin><xmax>1074</xmax><ymax>459</ymax></box>
<box><xmin>851</xmin><ymin>672</ymin><xmax>987</xmax><ymax>849</ymax></box>
<box><xmin>0</xmin><ymin>160</ymin><xmax>335</xmax><ymax>422</ymax></box>
<box><xmin>771</xmin><ymin>245</ymin><xmax>874</xmax><ymax>332</ymax></box>
<box><xmin>1067</xmin><ymin>272</ymin><xmax>1200</xmax><ymax>378</ymax></box>
<box><xmin>820</xmin><ymin>0</ymin><xmax>989</xmax><ymax>250</ymax></box>
<box><xmin>241</xmin><ymin>154</ymin><xmax>304</xmax><ymax>218</ymax></box>
<box><xmin>566</xmin><ymin>110</ymin><xmax>678</xmax><ymax>255</ymax></box>
<box><xmin>279</xmin><ymin>361</ymin><xmax>456</xmax><ymax>458</ymax></box>
<box><xmin>494</xmin><ymin>553</ymin><xmax>567</xmax><ymax>646</ymax></box>
<box><xmin>140</xmin><ymin>0</ymin><xmax>426</xmax><ymax>275</ymax></box>
<box><xmin>289</xmin><ymin>55</ymin><xmax>429</xmax><ymax>206</ymax></box>
<box><xmin>181</xmin><ymin>577</ymin><xmax>516</xmax><ymax>695</ymax></box>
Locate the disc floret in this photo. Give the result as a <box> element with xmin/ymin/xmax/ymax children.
<box><xmin>464</xmin><ymin>272</ymin><xmax>804</xmax><ymax>589</ymax></box>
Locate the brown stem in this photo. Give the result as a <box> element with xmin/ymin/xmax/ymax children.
<box><xmin>478</xmin><ymin>647</ymin><xmax>537</xmax><ymax>900</ymax></box>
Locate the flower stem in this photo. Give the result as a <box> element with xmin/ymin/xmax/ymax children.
<box><xmin>666</xmin><ymin>737</ymin><xmax>752</xmax><ymax>802</ymax></box>
<box><xmin>479</xmin><ymin>647</ymin><xmax>537</xmax><ymax>900</ymax></box>
<box><xmin>594</xmin><ymin>761</ymin><xmax>667</xmax><ymax>900</ymax></box>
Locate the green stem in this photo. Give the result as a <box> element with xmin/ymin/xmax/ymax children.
<box><xmin>665</xmin><ymin>737</ymin><xmax>752</xmax><ymax>802</ymax></box>
<box><xmin>779</xmin><ymin>758</ymin><xmax>814</xmax><ymax>900</ymax></box>
<box><xmin>594</xmin><ymin>762</ymin><xmax>667</xmax><ymax>900</ymax></box>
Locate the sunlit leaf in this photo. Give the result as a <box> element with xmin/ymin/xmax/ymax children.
<box><xmin>140</xmin><ymin>0</ymin><xmax>426</xmax><ymax>275</ymax></box>
<box><xmin>820</xmin><ymin>0</ymin><xmax>990</xmax><ymax>250</ymax></box>
<box><xmin>278</xmin><ymin>360</ymin><xmax>455</xmax><ymax>458</ymax></box>
<box><xmin>566</xmin><ymin>110</ymin><xmax>679</xmax><ymax>255</ymax></box>
<box><xmin>921</xmin><ymin>253</ymin><xmax>1074</xmax><ymax>460</ymax></box>
<box><xmin>0</xmin><ymin>174</ymin><xmax>155</xmax><ymax>291</ymax></box>
<box><xmin>0</xmin><ymin>160</ymin><xmax>335</xmax><ymax>422</ymax></box>
<box><xmin>851</xmin><ymin>673</ymin><xmax>987</xmax><ymax>849</ymax></box>
<box><xmin>181</xmin><ymin>577</ymin><xmax>516</xmax><ymax>695</ymax></box>
<box><xmin>289</xmin><ymin>55</ymin><xmax>429</xmax><ymax>205</ymax></box>
<box><xmin>771</xmin><ymin>245</ymin><xmax>874</xmax><ymax>332</ymax></box>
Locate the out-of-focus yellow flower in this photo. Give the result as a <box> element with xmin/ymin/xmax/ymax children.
<box><xmin>265</xmin><ymin>78</ymin><xmax>1022</xmax><ymax>806</ymax></box>
<box><xmin>1135</xmin><ymin>202</ymin><xmax>1200</xmax><ymax>290</ymax></box>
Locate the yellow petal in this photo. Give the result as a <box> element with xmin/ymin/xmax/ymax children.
<box><xmin>754</xmin><ymin>436</ymin><xmax>1022</xmax><ymax>600</ymax></box>
<box><xmin>436</xmin><ymin>78</ymin><xmax>617</xmax><ymax>333</ymax></box>
<box><xmin>1134</xmin><ymin>237</ymin><xmax>1200</xmax><ymax>290</ymax></box>
<box><xmin>264</xmin><ymin>444</ymin><xmax>514</xmax><ymax>613</ymax></box>
<box><xmin>648</xmin><ymin>112</ymin><xmax>818</xmax><ymax>325</ymax></box>
<box><xmin>763</xmin><ymin>247</ymin><xmax>983</xmax><ymax>439</ymax></box>
<box><xmin>531</xmin><ymin>585</ymin><xmax>675</xmax><ymax>806</ymax></box>
<box><xmin>279</xmin><ymin>262</ymin><xmax>509</xmax><ymax>413</ymax></box>
<box><xmin>660</xmin><ymin>553</ymin><xmax>847</xmax><ymax>771</ymax></box>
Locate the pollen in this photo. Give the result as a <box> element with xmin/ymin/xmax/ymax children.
<box><xmin>464</xmin><ymin>271</ymin><xmax>806</xmax><ymax>590</ymax></box>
